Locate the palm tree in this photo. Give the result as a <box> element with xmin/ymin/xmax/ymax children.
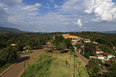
<box><xmin>72</xmin><ymin>52</ymin><xmax>76</xmax><ymax>77</ymax></box>
<box><xmin>26</xmin><ymin>61</ymin><xmax>30</xmax><ymax>71</ymax></box>
<box><xmin>65</xmin><ymin>60</ymin><xmax>68</xmax><ymax>67</ymax></box>
<box><xmin>79</xmin><ymin>70</ymin><xmax>82</xmax><ymax>77</ymax></box>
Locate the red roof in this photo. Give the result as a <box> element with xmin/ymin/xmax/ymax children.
<box><xmin>98</xmin><ymin>52</ymin><xmax>113</xmax><ymax>56</ymax></box>
<box><xmin>105</xmin><ymin>61</ymin><xmax>112</xmax><ymax>66</ymax></box>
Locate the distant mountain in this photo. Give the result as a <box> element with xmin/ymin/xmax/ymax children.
<box><xmin>102</xmin><ymin>30</ymin><xmax>116</xmax><ymax>34</ymax></box>
<box><xmin>0</xmin><ymin>26</ymin><xmax>24</xmax><ymax>33</ymax></box>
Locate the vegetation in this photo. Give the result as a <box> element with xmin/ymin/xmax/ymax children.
<box><xmin>51</xmin><ymin>35</ymin><xmax>73</xmax><ymax>50</ymax></box>
<box><xmin>86</xmin><ymin>60</ymin><xmax>100</xmax><ymax>76</ymax></box>
<box><xmin>0</xmin><ymin>47</ymin><xmax>20</xmax><ymax>67</ymax></box>
<box><xmin>23</xmin><ymin>51</ymin><xmax>33</xmax><ymax>55</ymax></box>
<box><xmin>21</xmin><ymin>53</ymin><xmax>89</xmax><ymax>77</ymax></box>
<box><xmin>0</xmin><ymin>33</ymin><xmax>52</xmax><ymax>73</ymax></box>
<box><xmin>0</xmin><ymin>63</ymin><xmax>12</xmax><ymax>73</ymax></box>
<box><xmin>83</xmin><ymin>43</ymin><xmax>96</xmax><ymax>58</ymax></box>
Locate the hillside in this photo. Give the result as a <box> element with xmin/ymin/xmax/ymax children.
<box><xmin>0</xmin><ymin>26</ymin><xmax>24</xmax><ymax>33</ymax></box>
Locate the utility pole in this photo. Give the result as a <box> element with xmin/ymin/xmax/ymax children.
<box><xmin>83</xmin><ymin>44</ymin><xmax>84</xmax><ymax>55</ymax></box>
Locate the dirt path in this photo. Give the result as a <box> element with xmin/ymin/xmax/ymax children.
<box><xmin>1</xmin><ymin>48</ymin><xmax>45</xmax><ymax>77</ymax></box>
<box><xmin>74</xmin><ymin>51</ymin><xmax>89</xmax><ymax>65</ymax></box>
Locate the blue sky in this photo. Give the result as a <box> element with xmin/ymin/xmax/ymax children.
<box><xmin>0</xmin><ymin>0</ymin><xmax>116</xmax><ymax>32</ymax></box>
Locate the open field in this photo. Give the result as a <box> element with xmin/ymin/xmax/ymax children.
<box><xmin>21</xmin><ymin>52</ymin><xmax>89</xmax><ymax>77</ymax></box>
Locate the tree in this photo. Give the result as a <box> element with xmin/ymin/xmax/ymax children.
<box><xmin>84</xmin><ymin>43</ymin><xmax>96</xmax><ymax>56</ymax></box>
<box><xmin>69</xmin><ymin>46</ymin><xmax>74</xmax><ymax>52</ymax></box>
<box><xmin>0</xmin><ymin>47</ymin><xmax>19</xmax><ymax>67</ymax></box>
<box><xmin>84</xmin><ymin>52</ymin><xmax>90</xmax><ymax>58</ymax></box>
<box><xmin>65</xmin><ymin>60</ymin><xmax>68</xmax><ymax>67</ymax></box>
<box><xmin>87</xmin><ymin>60</ymin><xmax>100</xmax><ymax>74</ymax></box>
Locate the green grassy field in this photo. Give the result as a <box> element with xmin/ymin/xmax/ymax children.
<box><xmin>21</xmin><ymin>53</ymin><xmax>89</xmax><ymax>77</ymax></box>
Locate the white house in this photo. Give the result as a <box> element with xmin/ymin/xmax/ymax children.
<box><xmin>96</xmin><ymin>50</ymin><xmax>104</xmax><ymax>55</ymax></box>
<box><xmin>83</xmin><ymin>39</ymin><xmax>91</xmax><ymax>43</ymax></box>
<box><xmin>97</xmin><ymin>55</ymin><xmax>106</xmax><ymax>60</ymax></box>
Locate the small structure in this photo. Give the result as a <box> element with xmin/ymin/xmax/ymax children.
<box><xmin>71</xmin><ymin>40</ymin><xmax>77</xmax><ymax>45</ymax></box>
<box><xmin>11</xmin><ymin>44</ymin><xmax>16</xmax><ymax>46</ymax></box>
<box><xmin>97</xmin><ymin>55</ymin><xmax>106</xmax><ymax>59</ymax></box>
<box><xmin>98</xmin><ymin>52</ymin><xmax>115</xmax><ymax>59</ymax></box>
<box><xmin>89</xmin><ymin>56</ymin><xmax>98</xmax><ymax>60</ymax></box>
<box><xmin>83</xmin><ymin>39</ymin><xmax>91</xmax><ymax>43</ymax></box>
<box><xmin>78</xmin><ymin>49</ymin><xmax>82</xmax><ymax>53</ymax></box>
<box><xmin>96</xmin><ymin>50</ymin><xmax>104</xmax><ymax>55</ymax></box>
<box><xmin>93</xmin><ymin>41</ymin><xmax>98</xmax><ymax>44</ymax></box>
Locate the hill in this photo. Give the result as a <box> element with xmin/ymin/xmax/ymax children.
<box><xmin>102</xmin><ymin>30</ymin><xmax>116</xmax><ymax>34</ymax></box>
<box><xmin>0</xmin><ymin>26</ymin><xmax>24</xmax><ymax>33</ymax></box>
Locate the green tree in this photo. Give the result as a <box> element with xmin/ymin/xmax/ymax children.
<box><xmin>65</xmin><ymin>60</ymin><xmax>68</xmax><ymax>67</ymax></box>
<box><xmin>84</xmin><ymin>43</ymin><xmax>96</xmax><ymax>56</ymax></box>
<box><xmin>87</xmin><ymin>60</ymin><xmax>100</xmax><ymax>74</ymax></box>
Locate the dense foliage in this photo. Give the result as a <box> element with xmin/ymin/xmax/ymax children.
<box><xmin>0</xmin><ymin>33</ymin><xmax>53</xmax><ymax>67</ymax></box>
<box><xmin>86</xmin><ymin>60</ymin><xmax>100</xmax><ymax>76</ymax></box>
<box><xmin>52</xmin><ymin>35</ymin><xmax>73</xmax><ymax>50</ymax></box>
<box><xmin>0</xmin><ymin>47</ymin><xmax>19</xmax><ymax>67</ymax></box>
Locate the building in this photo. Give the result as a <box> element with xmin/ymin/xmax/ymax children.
<box><xmin>96</xmin><ymin>50</ymin><xmax>104</xmax><ymax>54</ymax></box>
<box><xmin>98</xmin><ymin>52</ymin><xmax>115</xmax><ymax>59</ymax></box>
<box><xmin>83</xmin><ymin>39</ymin><xmax>91</xmax><ymax>43</ymax></box>
<box><xmin>11</xmin><ymin>44</ymin><xmax>16</xmax><ymax>46</ymax></box>
<box><xmin>93</xmin><ymin>41</ymin><xmax>98</xmax><ymax>44</ymax></box>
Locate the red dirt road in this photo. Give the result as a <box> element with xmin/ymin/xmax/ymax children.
<box><xmin>1</xmin><ymin>48</ymin><xmax>45</xmax><ymax>77</ymax></box>
<box><xmin>75</xmin><ymin>51</ymin><xmax>89</xmax><ymax>65</ymax></box>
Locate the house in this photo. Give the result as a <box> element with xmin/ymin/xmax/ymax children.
<box><xmin>93</xmin><ymin>41</ymin><xmax>98</xmax><ymax>44</ymax></box>
<box><xmin>96</xmin><ymin>50</ymin><xmax>104</xmax><ymax>54</ymax></box>
<box><xmin>83</xmin><ymin>39</ymin><xmax>91</xmax><ymax>43</ymax></box>
<box><xmin>97</xmin><ymin>55</ymin><xmax>107</xmax><ymax>60</ymax></box>
<box><xmin>78</xmin><ymin>49</ymin><xmax>82</xmax><ymax>53</ymax></box>
<box><xmin>104</xmin><ymin>61</ymin><xmax>112</xmax><ymax>66</ymax></box>
<box><xmin>107</xmin><ymin>55</ymin><xmax>115</xmax><ymax>59</ymax></box>
<box><xmin>71</xmin><ymin>40</ymin><xmax>77</xmax><ymax>45</ymax></box>
<box><xmin>98</xmin><ymin>52</ymin><xmax>115</xmax><ymax>59</ymax></box>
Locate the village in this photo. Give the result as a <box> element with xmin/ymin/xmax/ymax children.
<box><xmin>62</xmin><ymin>34</ymin><xmax>116</xmax><ymax>70</ymax></box>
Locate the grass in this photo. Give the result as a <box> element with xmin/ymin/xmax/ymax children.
<box><xmin>0</xmin><ymin>63</ymin><xmax>12</xmax><ymax>73</ymax></box>
<box><xmin>21</xmin><ymin>52</ymin><xmax>89</xmax><ymax>77</ymax></box>
<box><xmin>23</xmin><ymin>51</ymin><xmax>33</xmax><ymax>55</ymax></box>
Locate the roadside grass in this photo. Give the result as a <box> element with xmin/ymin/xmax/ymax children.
<box><xmin>21</xmin><ymin>54</ymin><xmax>57</xmax><ymax>77</ymax></box>
<box><xmin>21</xmin><ymin>53</ymin><xmax>89</xmax><ymax>77</ymax></box>
<box><xmin>0</xmin><ymin>63</ymin><xmax>12</xmax><ymax>73</ymax></box>
<box><xmin>23</xmin><ymin>51</ymin><xmax>33</xmax><ymax>55</ymax></box>
<box><xmin>50</xmin><ymin>54</ymin><xmax>89</xmax><ymax>77</ymax></box>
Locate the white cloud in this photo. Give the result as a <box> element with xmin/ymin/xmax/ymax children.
<box><xmin>47</xmin><ymin>3</ymin><xmax>49</xmax><ymax>6</ymax></box>
<box><xmin>60</xmin><ymin>0</ymin><xmax>85</xmax><ymax>14</ymax></box>
<box><xmin>0</xmin><ymin>0</ymin><xmax>22</xmax><ymax>6</ymax></box>
<box><xmin>54</xmin><ymin>4</ymin><xmax>60</xmax><ymax>8</ymax></box>
<box><xmin>49</xmin><ymin>0</ymin><xmax>54</xmax><ymax>2</ymax></box>
<box><xmin>75</xmin><ymin>19</ymin><xmax>82</xmax><ymax>27</ymax></box>
<box><xmin>21</xmin><ymin>3</ymin><xmax>41</xmax><ymax>12</ymax></box>
<box><xmin>84</xmin><ymin>0</ymin><xmax>116</xmax><ymax>21</ymax></box>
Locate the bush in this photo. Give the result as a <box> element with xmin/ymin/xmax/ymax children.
<box><xmin>87</xmin><ymin>60</ymin><xmax>100</xmax><ymax>73</ymax></box>
<box><xmin>56</xmin><ymin>42</ymin><xmax>67</xmax><ymax>50</ymax></box>
<box><xmin>84</xmin><ymin>52</ymin><xmax>90</xmax><ymax>58</ymax></box>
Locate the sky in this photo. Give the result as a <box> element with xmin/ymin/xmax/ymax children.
<box><xmin>0</xmin><ymin>0</ymin><xmax>116</xmax><ymax>32</ymax></box>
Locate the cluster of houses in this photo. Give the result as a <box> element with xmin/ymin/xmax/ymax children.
<box><xmin>62</xmin><ymin>34</ymin><xmax>116</xmax><ymax>66</ymax></box>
